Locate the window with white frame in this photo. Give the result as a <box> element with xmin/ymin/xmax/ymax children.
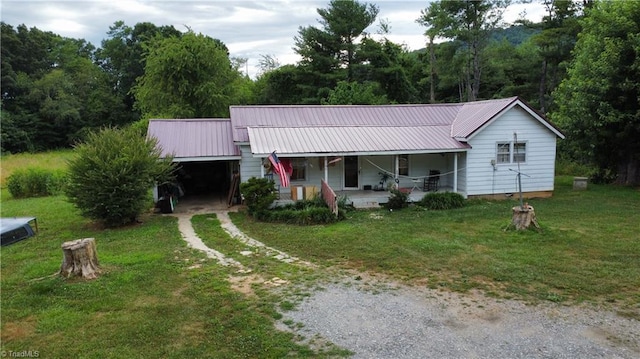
<box><xmin>513</xmin><ymin>142</ymin><xmax>526</xmax><ymax>163</ymax></box>
<box><xmin>496</xmin><ymin>142</ymin><xmax>526</xmax><ymax>164</ymax></box>
<box><xmin>497</xmin><ymin>142</ymin><xmax>511</xmax><ymax>164</ymax></box>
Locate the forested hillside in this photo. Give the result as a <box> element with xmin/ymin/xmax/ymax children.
<box><xmin>1</xmin><ymin>0</ymin><xmax>638</xmax><ymax>184</ymax></box>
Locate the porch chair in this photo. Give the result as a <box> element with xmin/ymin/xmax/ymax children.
<box><xmin>423</xmin><ymin>170</ymin><xmax>440</xmax><ymax>192</ymax></box>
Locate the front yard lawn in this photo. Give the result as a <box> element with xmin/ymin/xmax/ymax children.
<box><xmin>230</xmin><ymin>176</ymin><xmax>640</xmax><ymax>316</ymax></box>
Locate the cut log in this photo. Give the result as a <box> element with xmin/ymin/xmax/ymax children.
<box><xmin>508</xmin><ymin>203</ymin><xmax>541</xmax><ymax>232</ymax></box>
<box><xmin>59</xmin><ymin>238</ymin><xmax>100</xmax><ymax>279</ymax></box>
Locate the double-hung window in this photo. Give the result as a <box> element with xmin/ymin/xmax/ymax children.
<box><xmin>496</xmin><ymin>142</ymin><xmax>526</xmax><ymax>164</ymax></box>
<box><xmin>290</xmin><ymin>158</ymin><xmax>306</xmax><ymax>181</ymax></box>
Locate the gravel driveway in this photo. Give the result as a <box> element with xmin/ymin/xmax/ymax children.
<box><xmin>280</xmin><ymin>280</ymin><xmax>639</xmax><ymax>359</ymax></box>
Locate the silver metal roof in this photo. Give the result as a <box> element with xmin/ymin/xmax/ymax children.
<box><xmin>147</xmin><ymin>119</ymin><xmax>240</xmax><ymax>160</ymax></box>
<box><xmin>247</xmin><ymin>126</ymin><xmax>470</xmax><ymax>156</ymax></box>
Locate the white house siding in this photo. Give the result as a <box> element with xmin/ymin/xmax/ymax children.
<box><xmin>239</xmin><ymin>145</ymin><xmax>263</xmax><ymax>183</ymax></box>
<box><xmin>465</xmin><ymin>106</ymin><xmax>557</xmax><ymax>197</ymax></box>
<box><xmin>456</xmin><ymin>152</ymin><xmax>468</xmax><ymax>197</ymax></box>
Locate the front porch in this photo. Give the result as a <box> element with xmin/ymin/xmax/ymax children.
<box><xmin>274</xmin><ymin>186</ymin><xmax>456</xmax><ymax>209</ymax></box>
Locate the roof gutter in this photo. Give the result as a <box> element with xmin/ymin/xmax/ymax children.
<box><xmin>251</xmin><ymin>148</ymin><xmax>469</xmax><ymax>158</ymax></box>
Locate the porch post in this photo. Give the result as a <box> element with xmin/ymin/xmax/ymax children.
<box><xmin>324</xmin><ymin>156</ymin><xmax>329</xmax><ymax>183</ymax></box>
<box><xmin>260</xmin><ymin>157</ymin><xmax>265</xmax><ymax>177</ymax></box>
<box><xmin>394</xmin><ymin>155</ymin><xmax>400</xmax><ymax>189</ymax></box>
<box><xmin>453</xmin><ymin>153</ymin><xmax>458</xmax><ymax>193</ymax></box>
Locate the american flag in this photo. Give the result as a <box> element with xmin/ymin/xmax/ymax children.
<box><xmin>268</xmin><ymin>151</ymin><xmax>290</xmax><ymax>187</ymax></box>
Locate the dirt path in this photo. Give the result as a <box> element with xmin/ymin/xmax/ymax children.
<box><xmin>170</xmin><ymin>210</ymin><xmax>309</xmax><ymax>295</ymax></box>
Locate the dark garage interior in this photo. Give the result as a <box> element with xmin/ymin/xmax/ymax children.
<box><xmin>176</xmin><ymin>161</ymin><xmax>232</xmax><ymax>197</ymax></box>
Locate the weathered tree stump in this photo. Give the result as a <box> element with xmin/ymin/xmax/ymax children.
<box><xmin>507</xmin><ymin>203</ymin><xmax>541</xmax><ymax>232</ymax></box>
<box><xmin>60</xmin><ymin>238</ymin><xmax>100</xmax><ymax>279</ymax></box>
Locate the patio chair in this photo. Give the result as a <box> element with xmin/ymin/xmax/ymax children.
<box><xmin>423</xmin><ymin>170</ymin><xmax>440</xmax><ymax>192</ymax></box>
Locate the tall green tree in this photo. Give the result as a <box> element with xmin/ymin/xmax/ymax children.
<box><xmin>296</xmin><ymin>0</ymin><xmax>378</xmax><ymax>79</ymax></box>
<box><xmin>417</xmin><ymin>0</ymin><xmax>511</xmax><ymax>101</ymax></box>
<box><xmin>552</xmin><ymin>0</ymin><xmax>640</xmax><ymax>185</ymax></box>
<box><xmin>1</xmin><ymin>23</ymin><xmax>120</xmax><ymax>152</ymax></box>
<box><xmin>132</xmin><ymin>31</ymin><xmax>241</xmax><ymax>118</ymax></box>
<box><xmin>95</xmin><ymin>21</ymin><xmax>182</xmax><ymax>122</ymax></box>
<box><xmin>293</xmin><ymin>0</ymin><xmax>379</xmax><ymax>102</ymax></box>
<box><xmin>532</xmin><ymin>0</ymin><xmax>585</xmax><ymax>113</ymax></box>
<box><xmin>355</xmin><ymin>37</ymin><xmax>418</xmax><ymax>103</ymax></box>
<box><xmin>321</xmin><ymin>80</ymin><xmax>388</xmax><ymax>105</ymax></box>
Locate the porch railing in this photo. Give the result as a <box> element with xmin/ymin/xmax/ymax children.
<box><xmin>321</xmin><ymin>179</ymin><xmax>338</xmax><ymax>217</ymax></box>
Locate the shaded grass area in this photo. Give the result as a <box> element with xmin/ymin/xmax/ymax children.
<box><xmin>230</xmin><ymin>177</ymin><xmax>640</xmax><ymax>315</ymax></box>
<box><xmin>1</xmin><ymin>196</ymin><xmax>315</xmax><ymax>358</ymax></box>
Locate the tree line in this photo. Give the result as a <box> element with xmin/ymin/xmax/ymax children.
<box><xmin>1</xmin><ymin>0</ymin><xmax>638</xmax><ymax>185</ymax></box>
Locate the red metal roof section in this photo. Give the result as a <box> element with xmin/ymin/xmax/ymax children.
<box><xmin>230</xmin><ymin>104</ymin><xmax>462</xmax><ymax>143</ymax></box>
<box><xmin>148</xmin><ymin>98</ymin><xmax>562</xmax><ymax>159</ymax></box>
<box><xmin>147</xmin><ymin>119</ymin><xmax>240</xmax><ymax>159</ymax></box>
<box><xmin>451</xmin><ymin>97</ymin><xmax>519</xmax><ymax>139</ymax></box>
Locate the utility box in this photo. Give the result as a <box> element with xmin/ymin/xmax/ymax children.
<box><xmin>573</xmin><ymin>177</ymin><xmax>588</xmax><ymax>190</ymax></box>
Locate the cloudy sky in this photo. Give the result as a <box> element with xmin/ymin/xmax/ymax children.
<box><xmin>1</xmin><ymin>0</ymin><xmax>546</xmax><ymax>78</ymax></box>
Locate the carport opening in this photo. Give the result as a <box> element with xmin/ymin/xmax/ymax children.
<box><xmin>176</xmin><ymin>161</ymin><xmax>232</xmax><ymax>198</ymax></box>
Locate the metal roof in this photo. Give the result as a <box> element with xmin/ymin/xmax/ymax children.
<box><xmin>147</xmin><ymin>119</ymin><xmax>240</xmax><ymax>160</ymax></box>
<box><xmin>231</xmin><ymin>104</ymin><xmax>462</xmax><ymax>143</ymax></box>
<box><xmin>247</xmin><ymin>126</ymin><xmax>470</xmax><ymax>156</ymax></box>
<box><xmin>148</xmin><ymin>98</ymin><xmax>563</xmax><ymax>160</ymax></box>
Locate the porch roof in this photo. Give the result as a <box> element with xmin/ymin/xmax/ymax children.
<box><xmin>247</xmin><ymin>125</ymin><xmax>470</xmax><ymax>157</ymax></box>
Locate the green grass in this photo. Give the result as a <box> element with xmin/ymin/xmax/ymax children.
<box><xmin>0</xmin><ymin>196</ymin><xmax>319</xmax><ymax>358</ymax></box>
<box><xmin>2</xmin><ymin>149</ymin><xmax>638</xmax><ymax>356</ymax></box>
<box><xmin>1</xmin><ymin>149</ymin><xmax>76</xmax><ymax>188</ymax></box>
<box><xmin>229</xmin><ymin>176</ymin><xmax>640</xmax><ymax>315</ymax></box>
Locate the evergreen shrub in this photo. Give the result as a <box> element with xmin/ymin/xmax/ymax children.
<box><xmin>65</xmin><ymin>126</ymin><xmax>176</xmax><ymax>227</ymax></box>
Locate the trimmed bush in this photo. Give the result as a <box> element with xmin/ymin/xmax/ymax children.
<box><xmin>7</xmin><ymin>168</ymin><xmax>67</xmax><ymax>198</ymax></box>
<box><xmin>240</xmin><ymin>177</ymin><xmax>278</xmax><ymax>215</ymax></box>
<box><xmin>384</xmin><ymin>188</ymin><xmax>409</xmax><ymax>210</ymax></box>
<box><xmin>418</xmin><ymin>192</ymin><xmax>466</xmax><ymax>210</ymax></box>
<box><xmin>65</xmin><ymin>126</ymin><xmax>176</xmax><ymax>227</ymax></box>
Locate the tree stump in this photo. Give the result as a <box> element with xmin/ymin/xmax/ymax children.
<box><xmin>60</xmin><ymin>238</ymin><xmax>101</xmax><ymax>279</ymax></box>
<box><xmin>508</xmin><ymin>203</ymin><xmax>541</xmax><ymax>232</ymax></box>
